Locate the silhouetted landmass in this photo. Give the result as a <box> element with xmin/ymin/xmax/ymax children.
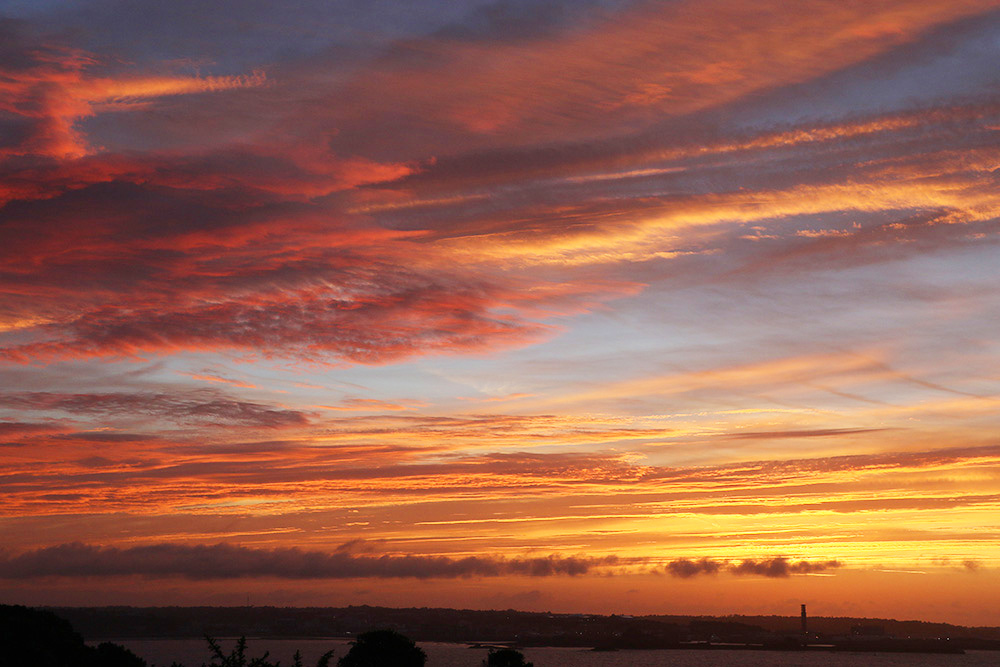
<box><xmin>50</xmin><ymin>605</ymin><xmax>684</xmax><ymax>648</ymax></box>
<box><xmin>644</xmin><ymin>612</ymin><xmax>1000</xmax><ymax>644</ymax></box>
<box><xmin>47</xmin><ymin>604</ymin><xmax>1000</xmax><ymax>654</ymax></box>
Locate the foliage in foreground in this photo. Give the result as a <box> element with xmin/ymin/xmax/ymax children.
<box><xmin>0</xmin><ymin>604</ymin><xmax>146</xmax><ymax>667</ymax></box>
<box><xmin>485</xmin><ymin>647</ymin><xmax>533</xmax><ymax>667</ymax></box>
<box><xmin>2</xmin><ymin>605</ymin><xmax>534</xmax><ymax>667</ymax></box>
<box><xmin>199</xmin><ymin>636</ymin><xmax>334</xmax><ymax>667</ymax></box>
<box><xmin>337</xmin><ymin>629</ymin><xmax>427</xmax><ymax>667</ymax></box>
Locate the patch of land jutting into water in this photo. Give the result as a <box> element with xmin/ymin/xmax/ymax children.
<box><xmin>53</xmin><ymin>604</ymin><xmax>1000</xmax><ymax>654</ymax></box>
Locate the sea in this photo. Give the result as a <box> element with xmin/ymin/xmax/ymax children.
<box><xmin>101</xmin><ymin>638</ymin><xmax>1000</xmax><ymax>667</ymax></box>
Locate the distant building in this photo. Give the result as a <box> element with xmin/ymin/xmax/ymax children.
<box><xmin>851</xmin><ymin>625</ymin><xmax>885</xmax><ymax>636</ymax></box>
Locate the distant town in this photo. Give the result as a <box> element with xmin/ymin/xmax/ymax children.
<box><xmin>51</xmin><ymin>604</ymin><xmax>1000</xmax><ymax>655</ymax></box>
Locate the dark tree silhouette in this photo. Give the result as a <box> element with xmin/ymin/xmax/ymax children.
<box><xmin>0</xmin><ymin>604</ymin><xmax>147</xmax><ymax>667</ymax></box>
<box><xmin>484</xmin><ymin>647</ymin><xmax>533</xmax><ymax>667</ymax></box>
<box><xmin>337</xmin><ymin>629</ymin><xmax>426</xmax><ymax>667</ymax></box>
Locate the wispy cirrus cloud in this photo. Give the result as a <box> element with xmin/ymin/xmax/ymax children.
<box><xmin>308</xmin><ymin>0</ymin><xmax>998</xmax><ymax>148</ymax></box>
<box><xmin>4</xmin><ymin>6</ymin><xmax>999</xmax><ymax>367</ymax></box>
<box><xmin>315</xmin><ymin>398</ymin><xmax>428</xmax><ymax>412</ymax></box>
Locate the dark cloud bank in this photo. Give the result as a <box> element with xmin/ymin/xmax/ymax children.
<box><xmin>0</xmin><ymin>543</ymin><xmax>842</xmax><ymax>580</ymax></box>
<box><xmin>0</xmin><ymin>543</ymin><xmax>618</xmax><ymax>579</ymax></box>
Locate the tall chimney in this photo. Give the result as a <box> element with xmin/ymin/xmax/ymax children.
<box><xmin>801</xmin><ymin>604</ymin><xmax>807</xmax><ymax>634</ymax></box>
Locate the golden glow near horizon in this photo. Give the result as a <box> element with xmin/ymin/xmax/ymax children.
<box><xmin>1</xmin><ymin>0</ymin><xmax>999</xmax><ymax>625</ymax></box>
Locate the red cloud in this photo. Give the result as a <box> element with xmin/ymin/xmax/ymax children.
<box><xmin>0</xmin><ymin>25</ymin><xmax>265</xmax><ymax>161</ymax></box>
<box><xmin>2</xmin><ymin>4</ymin><xmax>996</xmax><ymax>371</ymax></box>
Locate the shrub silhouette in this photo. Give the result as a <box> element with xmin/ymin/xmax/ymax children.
<box><xmin>93</xmin><ymin>641</ymin><xmax>148</xmax><ymax>667</ymax></box>
<box><xmin>484</xmin><ymin>647</ymin><xmax>533</xmax><ymax>667</ymax></box>
<box><xmin>337</xmin><ymin>629</ymin><xmax>426</xmax><ymax>667</ymax></box>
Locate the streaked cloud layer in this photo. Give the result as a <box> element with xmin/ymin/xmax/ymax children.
<box><xmin>1</xmin><ymin>0</ymin><xmax>999</xmax><ymax>624</ymax></box>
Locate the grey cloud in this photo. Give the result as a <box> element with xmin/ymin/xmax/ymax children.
<box><xmin>961</xmin><ymin>559</ymin><xmax>982</xmax><ymax>572</ymax></box>
<box><xmin>0</xmin><ymin>391</ymin><xmax>310</xmax><ymax>428</ymax></box>
<box><xmin>729</xmin><ymin>557</ymin><xmax>841</xmax><ymax>577</ymax></box>
<box><xmin>666</xmin><ymin>556</ymin><xmax>841</xmax><ymax>578</ymax></box>
<box><xmin>0</xmin><ymin>421</ymin><xmax>56</xmax><ymax>436</ymax></box>
<box><xmin>0</xmin><ymin>420</ymin><xmax>60</xmax><ymax>447</ymax></box>
<box><xmin>666</xmin><ymin>557</ymin><xmax>722</xmax><ymax>578</ymax></box>
<box><xmin>56</xmin><ymin>431</ymin><xmax>161</xmax><ymax>442</ymax></box>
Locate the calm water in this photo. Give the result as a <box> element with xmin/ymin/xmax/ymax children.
<box><xmin>104</xmin><ymin>638</ymin><xmax>1000</xmax><ymax>667</ymax></box>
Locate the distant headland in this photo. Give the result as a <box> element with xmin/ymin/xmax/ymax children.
<box><xmin>48</xmin><ymin>604</ymin><xmax>1000</xmax><ymax>654</ymax></box>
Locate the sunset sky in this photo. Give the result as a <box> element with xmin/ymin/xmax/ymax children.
<box><xmin>2</xmin><ymin>0</ymin><xmax>1000</xmax><ymax>626</ymax></box>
